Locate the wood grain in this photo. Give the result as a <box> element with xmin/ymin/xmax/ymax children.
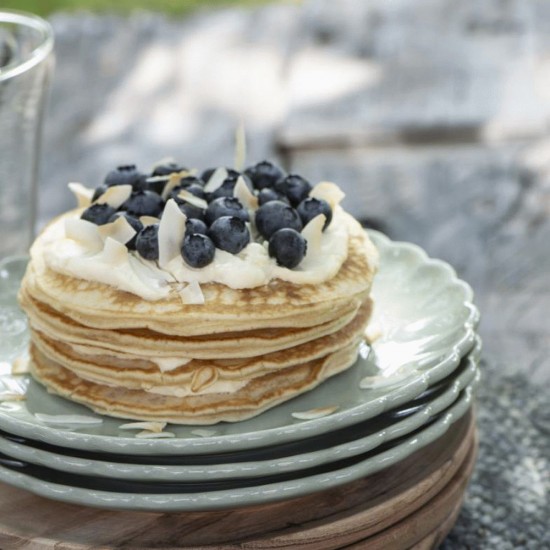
<box><xmin>0</xmin><ymin>410</ymin><xmax>475</xmax><ymax>549</ymax></box>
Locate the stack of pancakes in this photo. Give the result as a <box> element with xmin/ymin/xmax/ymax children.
<box><xmin>18</xmin><ymin>217</ymin><xmax>378</xmax><ymax>425</ymax></box>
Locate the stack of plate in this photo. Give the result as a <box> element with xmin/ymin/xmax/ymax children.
<box><xmin>0</xmin><ymin>231</ymin><xmax>480</xmax><ymax>546</ymax></box>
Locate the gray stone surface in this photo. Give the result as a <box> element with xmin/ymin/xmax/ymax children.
<box><xmin>32</xmin><ymin>1</ymin><xmax>549</xmax><ymax>546</ymax></box>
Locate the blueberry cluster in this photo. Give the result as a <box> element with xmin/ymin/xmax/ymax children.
<box><xmin>80</xmin><ymin>161</ymin><xmax>332</xmax><ymax>270</ymax></box>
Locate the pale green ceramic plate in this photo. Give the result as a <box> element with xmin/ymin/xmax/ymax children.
<box><xmin>0</xmin><ymin>231</ymin><xmax>479</xmax><ymax>455</ymax></box>
<box><xmin>0</xmin><ymin>344</ymin><xmax>480</xmax><ymax>481</ymax></box>
<box><xmin>0</xmin><ymin>378</ymin><xmax>478</xmax><ymax>511</ymax></box>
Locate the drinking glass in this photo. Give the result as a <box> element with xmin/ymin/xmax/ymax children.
<box><xmin>0</xmin><ymin>10</ymin><xmax>54</xmax><ymax>260</ymax></box>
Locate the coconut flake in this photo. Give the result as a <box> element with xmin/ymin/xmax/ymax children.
<box><xmin>98</xmin><ymin>216</ymin><xmax>136</xmax><ymax>245</ymax></box>
<box><xmin>191</xmin><ymin>366</ymin><xmax>218</xmax><ymax>393</ymax></box>
<box><xmin>233</xmin><ymin>176</ymin><xmax>258</xmax><ymax>210</ymax></box>
<box><xmin>100</xmin><ymin>237</ymin><xmax>129</xmax><ymax>265</ymax></box>
<box><xmin>68</xmin><ymin>182</ymin><xmax>94</xmax><ymax>208</ymax></box>
<box><xmin>204</xmin><ymin>167</ymin><xmax>228</xmax><ymax>193</ymax></box>
<box><xmin>65</xmin><ymin>218</ymin><xmax>104</xmax><ymax>252</ymax></box>
<box><xmin>309</xmin><ymin>182</ymin><xmax>345</xmax><ymax>209</ymax></box>
<box><xmin>179</xmin><ymin>280</ymin><xmax>205</xmax><ymax>305</ymax></box>
<box><xmin>135</xmin><ymin>430</ymin><xmax>175</xmax><ymax>439</ymax></box>
<box><xmin>234</xmin><ymin>122</ymin><xmax>247</xmax><ymax>171</ymax></box>
<box><xmin>359</xmin><ymin>372</ymin><xmax>409</xmax><ymax>390</ymax></box>
<box><xmin>158</xmin><ymin>199</ymin><xmax>187</xmax><ymax>268</ymax></box>
<box><xmin>301</xmin><ymin>214</ymin><xmax>326</xmax><ymax>265</ymax></box>
<box><xmin>191</xmin><ymin>429</ymin><xmax>217</xmax><ymax>437</ymax></box>
<box><xmin>11</xmin><ymin>354</ymin><xmax>30</xmax><ymax>375</ymax></box>
<box><xmin>34</xmin><ymin>413</ymin><xmax>103</xmax><ymax>425</ymax></box>
<box><xmin>119</xmin><ymin>421</ymin><xmax>166</xmax><ymax>433</ymax></box>
<box><xmin>176</xmin><ymin>190</ymin><xmax>208</xmax><ymax>210</ymax></box>
<box><xmin>0</xmin><ymin>394</ymin><xmax>26</xmax><ymax>402</ymax></box>
<box><xmin>291</xmin><ymin>406</ymin><xmax>339</xmax><ymax>420</ymax></box>
<box><xmin>161</xmin><ymin>171</ymin><xmax>190</xmax><ymax>200</ymax></box>
<box><xmin>365</xmin><ymin>322</ymin><xmax>383</xmax><ymax>344</ymax></box>
<box><xmin>140</xmin><ymin>216</ymin><xmax>160</xmax><ymax>227</ymax></box>
<box><xmin>95</xmin><ymin>184</ymin><xmax>132</xmax><ymax>209</ymax></box>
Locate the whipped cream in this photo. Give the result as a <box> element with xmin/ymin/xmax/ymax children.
<box><xmin>36</xmin><ymin>182</ymin><xmax>357</xmax><ymax>302</ymax></box>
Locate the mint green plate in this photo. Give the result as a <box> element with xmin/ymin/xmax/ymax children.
<box><xmin>0</xmin><ymin>377</ymin><xmax>478</xmax><ymax>511</ymax></box>
<box><xmin>0</xmin><ymin>231</ymin><xmax>479</xmax><ymax>455</ymax></box>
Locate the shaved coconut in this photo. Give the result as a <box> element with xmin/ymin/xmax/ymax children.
<box><xmin>360</xmin><ymin>373</ymin><xmax>409</xmax><ymax>390</ymax></box>
<box><xmin>176</xmin><ymin>190</ymin><xmax>208</xmax><ymax>210</ymax></box>
<box><xmin>0</xmin><ymin>394</ymin><xmax>26</xmax><ymax>402</ymax></box>
<box><xmin>204</xmin><ymin>167</ymin><xmax>228</xmax><ymax>192</ymax></box>
<box><xmin>301</xmin><ymin>214</ymin><xmax>326</xmax><ymax>265</ymax></box>
<box><xmin>191</xmin><ymin>429</ymin><xmax>217</xmax><ymax>437</ymax></box>
<box><xmin>11</xmin><ymin>355</ymin><xmax>30</xmax><ymax>375</ymax></box>
<box><xmin>135</xmin><ymin>431</ymin><xmax>175</xmax><ymax>439</ymax></box>
<box><xmin>234</xmin><ymin>122</ymin><xmax>247</xmax><ymax>171</ymax></box>
<box><xmin>139</xmin><ymin>216</ymin><xmax>159</xmax><ymax>227</ymax></box>
<box><xmin>95</xmin><ymin>184</ymin><xmax>132</xmax><ymax>209</ymax></box>
<box><xmin>161</xmin><ymin>171</ymin><xmax>190</xmax><ymax>200</ymax></box>
<box><xmin>179</xmin><ymin>280</ymin><xmax>205</xmax><ymax>305</ymax></box>
<box><xmin>233</xmin><ymin>176</ymin><xmax>258</xmax><ymax>210</ymax></box>
<box><xmin>119</xmin><ymin>421</ymin><xmax>166</xmax><ymax>433</ymax></box>
<box><xmin>158</xmin><ymin>199</ymin><xmax>187</xmax><ymax>268</ymax></box>
<box><xmin>310</xmin><ymin>182</ymin><xmax>345</xmax><ymax>209</ymax></box>
<box><xmin>365</xmin><ymin>322</ymin><xmax>383</xmax><ymax>344</ymax></box>
<box><xmin>292</xmin><ymin>406</ymin><xmax>339</xmax><ymax>420</ymax></box>
<box><xmin>99</xmin><ymin>237</ymin><xmax>129</xmax><ymax>266</ymax></box>
<box><xmin>98</xmin><ymin>216</ymin><xmax>136</xmax><ymax>245</ymax></box>
<box><xmin>68</xmin><ymin>182</ymin><xmax>94</xmax><ymax>208</ymax></box>
<box><xmin>65</xmin><ymin>218</ymin><xmax>104</xmax><ymax>252</ymax></box>
<box><xmin>191</xmin><ymin>366</ymin><xmax>218</xmax><ymax>393</ymax></box>
<box><xmin>35</xmin><ymin>413</ymin><xmax>103</xmax><ymax>425</ymax></box>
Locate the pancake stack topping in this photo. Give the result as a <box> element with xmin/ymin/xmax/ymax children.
<box><xmin>19</xmin><ymin>155</ymin><xmax>379</xmax><ymax>424</ymax></box>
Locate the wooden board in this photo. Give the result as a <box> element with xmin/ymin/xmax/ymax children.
<box><xmin>0</xmin><ymin>410</ymin><xmax>476</xmax><ymax>549</ymax></box>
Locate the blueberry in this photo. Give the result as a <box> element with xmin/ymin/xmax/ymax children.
<box><xmin>174</xmin><ymin>198</ymin><xmax>205</xmax><ymax>221</ymax></box>
<box><xmin>205</xmin><ymin>197</ymin><xmax>249</xmax><ymax>225</ymax></box>
<box><xmin>104</xmin><ymin>165</ymin><xmax>143</xmax><ymax>188</ymax></box>
<box><xmin>244</xmin><ymin>160</ymin><xmax>285</xmax><ymax>190</ymax></box>
<box><xmin>108</xmin><ymin>212</ymin><xmax>143</xmax><ymax>250</ymax></box>
<box><xmin>185</xmin><ymin>218</ymin><xmax>208</xmax><ymax>235</ymax></box>
<box><xmin>135</xmin><ymin>224</ymin><xmax>160</xmax><ymax>261</ymax></box>
<box><xmin>254</xmin><ymin>200</ymin><xmax>303</xmax><ymax>240</ymax></box>
<box><xmin>179</xmin><ymin>176</ymin><xmax>205</xmax><ymax>188</ymax></box>
<box><xmin>274</xmin><ymin>174</ymin><xmax>312</xmax><ymax>206</ymax></box>
<box><xmin>208</xmin><ymin>216</ymin><xmax>250</xmax><ymax>254</ymax></box>
<box><xmin>296</xmin><ymin>197</ymin><xmax>332</xmax><ymax>230</ymax></box>
<box><xmin>152</xmin><ymin>162</ymin><xmax>187</xmax><ymax>176</ymax></box>
<box><xmin>201</xmin><ymin>167</ymin><xmax>239</xmax><ymax>183</ymax></box>
<box><xmin>258</xmin><ymin>187</ymin><xmax>289</xmax><ymax>206</ymax></box>
<box><xmin>121</xmin><ymin>190</ymin><xmax>164</xmax><ymax>218</ymax></box>
<box><xmin>81</xmin><ymin>203</ymin><xmax>116</xmax><ymax>225</ymax></box>
<box><xmin>181</xmin><ymin>233</ymin><xmax>216</xmax><ymax>268</ymax></box>
<box><xmin>92</xmin><ymin>184</ymin><xmax>108</xmax><ymax>202</ymax></box>
<box><xmin>268</xmin><ymin>228</ymin><xmax>307</xmax><ymax>269</ymax></box>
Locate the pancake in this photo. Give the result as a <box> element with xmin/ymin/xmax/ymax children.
<box><xmin>19</xmin><ymin>163</ymin><xmax>379</xmax><ymax>424</ymax></box>
<box><xmin>30</xmin><ymin>341</ymin><xmax>361</xmax><ymax>424</ymax></box>
<box><xmin>29</xmin><ymin>299</ymin><xmax>372</xmax><ymax>391</ymax></box>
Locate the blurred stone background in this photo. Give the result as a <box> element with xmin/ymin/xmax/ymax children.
<box><xmin>12</xmin><ymin>0</ymin><xmax>550</xmax><ymax>546</ymax></box>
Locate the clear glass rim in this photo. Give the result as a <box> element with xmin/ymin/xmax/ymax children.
<box><xmin>0</xmin><ymin>9</ymin><xmax>54</xmax><ymax>83</ymax></box>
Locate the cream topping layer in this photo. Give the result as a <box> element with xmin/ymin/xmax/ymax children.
<box><xmin>36</xmin><ymin>183</ymin><xmax>357</xmax><ymax>302</ymax></box>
